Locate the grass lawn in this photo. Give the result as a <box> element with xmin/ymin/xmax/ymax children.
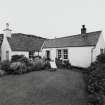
<box><xmin>0</xmin><ymin>69</ymin><xmax>87</xmax><ymax>105</ymax></box>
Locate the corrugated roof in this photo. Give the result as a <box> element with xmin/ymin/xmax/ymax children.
<box><xmin>7</xmin><ymin>33</ymin><xmax>46</xmax><ymax>51</ymax></box>
<box><xmin>43</xmin><ymin>31</ymin><xmax>101</xmax><ymax>48</ymax></box>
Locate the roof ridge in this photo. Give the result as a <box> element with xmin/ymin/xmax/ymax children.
<box><xmin>12</xmin><ymin>33</ymin><xmax>46</xmax><ymax>39</ymax></box>
<box><xmin>49</xmin><ymin>30</ymin><xmax>102</xmax><ymax>40</ymax></box>
<box><xmin>43</xmin><ymin>30</ymin><xmax>101</xmax><ymax>48</ymax></box>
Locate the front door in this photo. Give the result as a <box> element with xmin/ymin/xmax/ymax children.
<box><xmin>46</xmin><ymin>50</ymin><xmax>50</xmax><ymax>60</ymax></box>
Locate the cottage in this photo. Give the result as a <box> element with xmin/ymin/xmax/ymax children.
<box><xmin>0</xmin><ymin>23</ymin><xmax>46</xmax><ymax>61</ymax></box>
<box><xmin>41</xmin><ymin>25</ymin><xmax>105</xmax><ymax>67</ymax></box>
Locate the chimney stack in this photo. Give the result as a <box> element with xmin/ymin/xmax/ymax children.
<box><xmin>3</xmin><ymin>23</ymin><xmax>12</xmax><ymax>37</ymax></box>
<box><xmin>81</xmin><ymin>25</ymin><xmax>86</xmax><ymax>34</ymax></box>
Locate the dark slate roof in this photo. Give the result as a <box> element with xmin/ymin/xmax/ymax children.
<box><xmin>0</xmin><ymin>34</ymin><xmax>3</xmax><ymax>47</ymax></box>
<box><xmin>7</xmin><ymin>33</ymin><xmax>46</xmax><ymax>51</ymax></box>
<box><xmin>43</xmin><ymin>31</ymin><xmax>102</xmax><ymax>48</ymax></box>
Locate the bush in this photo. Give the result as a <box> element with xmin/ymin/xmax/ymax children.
<box><xmin>31</xmin><ymin>58</ymin><xmax>45</xmax><ymax>71</ymax></box>
<box><xmin>10</xmin><ymin>62</ymin><xmax>27</xmax><ymax>74</ymax></box>
<box><xmin>43</xmin><ymin>60</ymin><xmax>51</xmax><ymax>70</ymax></box>
<box><xmin>0</xmin><ymin>55</ymin><xmax>52</xmax><ymax>75</ymax></box>
<box><xmin>55</xmin><ymin>58</ymin><xmax>63</xmax><ymax>68</ymax></box>
<box><xmin>0</xmin><ymin>70</ymin><xmax>6</xmax><ymax>76</ymax></box>
<box><xmin>55</xmin><ymin>58</ymin><xmax>71</xmax><ymax>69</ymax></box>
<box><xmin>11</xmin><ymin>55</ymin><xmax>24</xmax><ymax>62</ymax></box>
<box><xmin>86</xmin><ymin>53</ymin><xmax>105</xmax><ymax>105</ymax></box>
<box><xmin>63</xmin><ymin>60</ymin><xmax>71</xmax><ymax>69</ymax></box>
<box><xmin>11</xmin><ymin>55</ymin><xmax>30</xmax><ymax>65</ymax></box>
<box><xmin>96</xmin><ymin>54</ymin><xmax>105</xmax><ymax>63</ymax></box>
<box><xmin>0</xmin><ymin>60</ymin><xmax>11</xmax><ymax>74</ymax></box>
<box><xmin>31</xmin><ymin>58</ymin><xmax>51</xmax><ymax>71</ymax></box>
<box><xmin>11</xmin><ymin>55</ymin><xmax>32</xmax><ymax>72</ymax></box>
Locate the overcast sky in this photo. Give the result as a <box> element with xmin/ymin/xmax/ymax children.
<box><xmin>0</xmin><ymin>0</ymin><xmax>105</xmax><ymax>38</ymax></box>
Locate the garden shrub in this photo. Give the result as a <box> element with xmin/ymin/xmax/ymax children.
<box><xmin>11</xmin><ymin>55</ymin><xmax>24</xmax><ymax>62</ymax></box>
<box><xmin>55</xmin><ymin>58</ymin><xmax>63</xmax><ymax>68</ymax></box>
<box><xmin>43</xmin><ymin>60</ymin><xmax>51</xmax><ymax>70</ymax></box>
<box><xmin>0</xmin><ymin>60</ymin><xmax>11</xmax><ymax>74</ymax></box>
<box><xmin>63</xmin><ymin>60</ymin><xmax>71</xmax><ymax>69</ymax></box>
<box><xmin>10</xmin><ymin>62</ymin><xmax>27</xmax><ymax>74</ymax></box>
<box><xmin>11</xmin><ymin>55</ymin><xmax>30</xmax><ymax>65</ymax></box>
<box><xmin>31</xmin><ymin>57</ymin><xmax>51</xmax><ymax>71</ymax></box>
<box><xmin>0</xmin><ymin>70</ymin><xmax>6</xmax><ymax>76</ymax></box>
<box><xmin>96</xmin><ymin>54</ymin><xmax>105</xmax><ymax>63</ymax></box>
<box><xmin>11</xmin><ymin>55</ymin><xmax>33</xmax><ymax>73</ymax></box>
<box><xmin>31</xmin><ymin>58</ymin><xmax>45</xmax><ymax>71</ymax></box>
<box><xmin>55</xmin><ymin>58</ymin><xmax>71</xmax><ymax>69</ymax></box>
<box><xmin>0</xmin><ymin>55</ymin><xmax>52</xmax><ymax>75</ymax></box>
<box><xmin>86</xmin><ymin>53</ymin><xmax>105</xmax><ymax>105</ymax></box>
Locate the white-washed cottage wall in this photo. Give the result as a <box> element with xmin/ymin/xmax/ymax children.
<box><xmin>1</xmin><ymin>35</ymin><xmax>12</xmax><ymax>61</ymax></box>
<box><xmin>42</xmin><ymin>46</ymin><xmax>94</xmax><ymax>68</ymax></box>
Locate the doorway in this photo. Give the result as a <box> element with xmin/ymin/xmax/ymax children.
<box><xmin>46</xmin><ymin>50</ymin><xmax>50</xmax><ymax>60</ymax></box>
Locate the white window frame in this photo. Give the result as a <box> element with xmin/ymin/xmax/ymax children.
<box><xmin>57</xmin><ymin>49</ymin><xmax>62</xmax><ymax>59</ymax></box>
<box><xmin>29</xmin><ymin>51</ymin><xmax>34</xmax><ymax>58</ymax></box>
<box><xmin>63</xmin><ymin>49</ymin><xmax>68</xmax><ymax>60</ymax></box>
<box><xmin>56</xmin><ymin>49</ymin><xmax>68</xmax><ymax>60</ymax></box>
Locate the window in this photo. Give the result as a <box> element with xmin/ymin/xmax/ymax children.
<box><xmin>63</xmin><ymin>49</ymin><xmax>68</xmax><ymax>59</ymax></box>
<box><xmin>29</xmin><ymin>51</ymin><xmax>34</xmax><ymax>59</ymax></box>
<box><xmin>57</xmin><ymin>49</ymin><xmax>61</xmax><ymax>59</ymax></box>
<box><xmin>46</xmin><ymin>50</ymin><xmax>50</xmax><ymax>60</ymax></box>
<box><xmin>57</xmin><ymin>49</ymin><xmax>68</xmax><ymax>60</ymax></box>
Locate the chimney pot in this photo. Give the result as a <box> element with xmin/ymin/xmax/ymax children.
<box><xmin>81</xmin><ymin>25</ymin><xmax>86</xmax><ymax>34</ymax></box>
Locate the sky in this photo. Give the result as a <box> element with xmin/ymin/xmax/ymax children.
<box><xmin>0</xmin><ymin>0</ymin><xmax>105</xmax><ymax>38</ymax></box>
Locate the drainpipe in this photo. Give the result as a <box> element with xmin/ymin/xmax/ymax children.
<box><xmin>91</xmin><ymin>47</ymin><xmax>95</xmax><ymax>63</ymax></box>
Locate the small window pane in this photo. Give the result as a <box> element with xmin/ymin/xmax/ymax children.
<box><xmin>63</xmin><ymin>49</ymin><xmax>68</xmax><ymax>59</ymax></box>
<box><xmin>29</xmin><ymin>51</ymin><xmax>34</xmax><ymax>58</ymax></box>
<box><xmin>57</xmin><ymin>49</ymin><xmax>61</xmax><ymax>59</ymax></box>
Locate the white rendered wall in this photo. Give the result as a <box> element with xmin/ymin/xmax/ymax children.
<box><xmin>93</xmin><ymin>33</ymin><xmax>105</xmax><ymax>62</ymax></box>
<box><xmin>1</xmin><ymin>37</ymin><xmax>12</xmax><ymax>61</ymax></box>
<box><xmin>68</xmin><ymin>47</ymin><xmax>93</xmax><ymax>67</ymax></box>
<box><xmin>42</xmin><ymin>46</ymin><xmax>93</xmax><ymax>67</ymax></box>
<box><xmin>1</xmin><ymin>26</ymin><xmax>12</xmax><ymax>61</ymax></box>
